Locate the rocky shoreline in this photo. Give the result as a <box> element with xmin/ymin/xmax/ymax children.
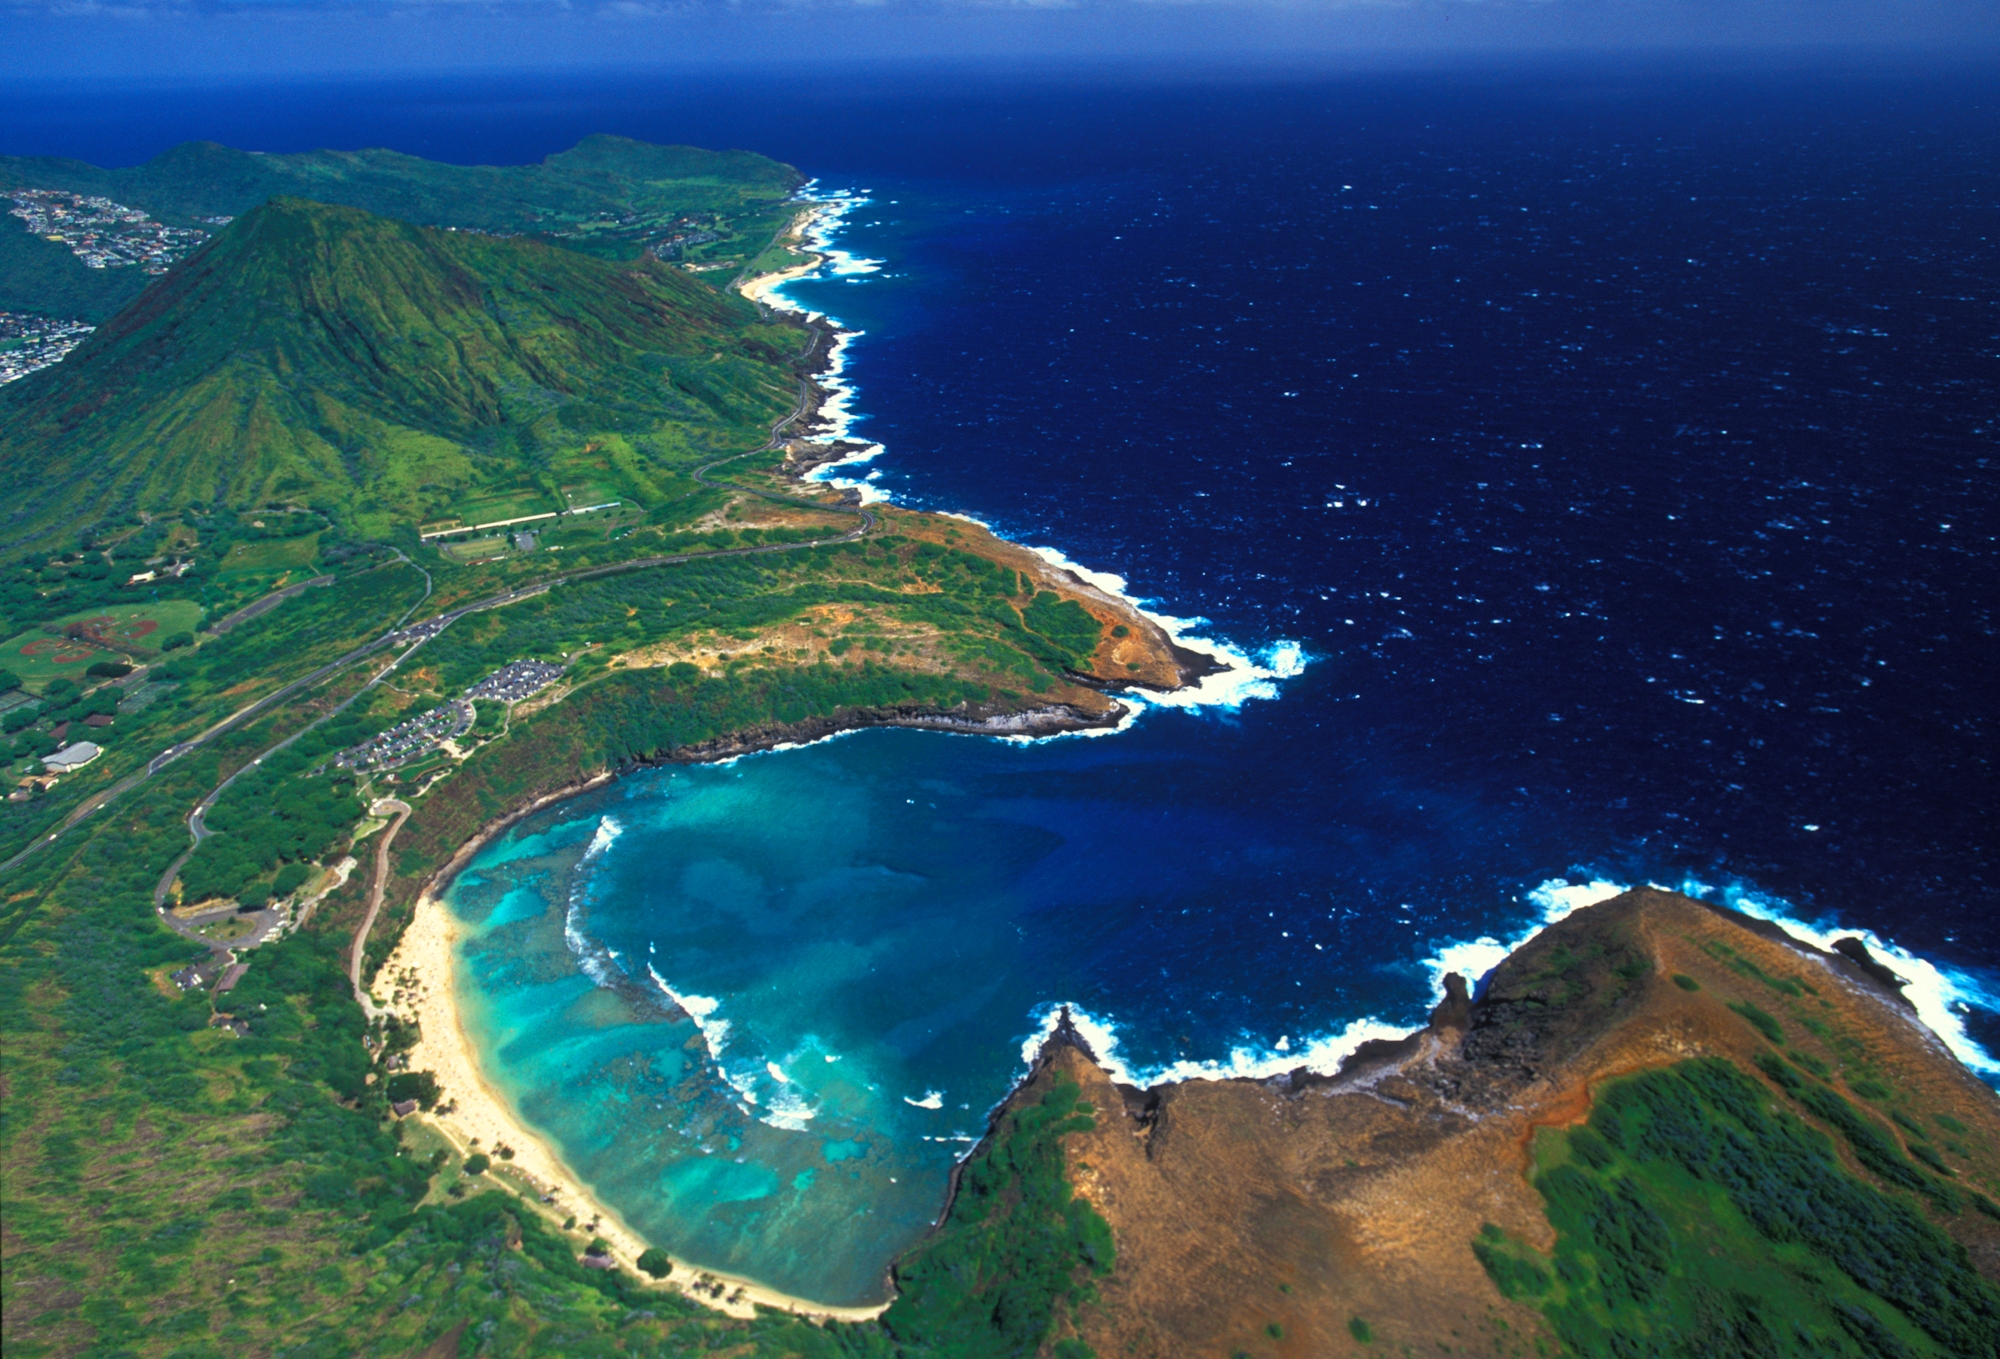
<box><xmin>370</xmin><ymin>199</ymin><xmax>1285</xmax><ymax>1323</ymax></box>
<box><xmin>958</xmin><ymin>887</ymin><xmax>2000</xmax><ymax>1355</ymax></box>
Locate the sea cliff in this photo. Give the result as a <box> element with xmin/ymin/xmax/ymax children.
<box><xmin>936</xmin><ymin>888</ymin><xmax>2000</xmax><ymax>1356</ymax></box>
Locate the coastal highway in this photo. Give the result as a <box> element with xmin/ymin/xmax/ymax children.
<box><xmin>3</xmin><ymin>359</ymin><xmax>868</xmax><ymax>937</ymax></box>
<box><xmin>132</xmin><ymin>394</ymin><xmax>869</xmax><ymax>911</ymax></box>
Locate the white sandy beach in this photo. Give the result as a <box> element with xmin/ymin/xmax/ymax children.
<box><xmin>739</xmin><ymin>256</ymin><xmax>822</xmax><ymax>308</ymax></box>
<box><xmin>370</xmin><ymin>216</ymin><xmax>895</xmax><ymax>1325</ymax></box>
<box><xmin>735</xmin><ymin>203</ymin><xmax>832</xmax><ymax>308</ymax></box>
<box><xmin>378</xmin><ymin>887</ymin><xmax>890</xmax><ymax>1323</ymax></box>
<box><xmin>361</xmin><ymin>197</ymin><xmax>1295</xmax><ymax>1334</ymax></box>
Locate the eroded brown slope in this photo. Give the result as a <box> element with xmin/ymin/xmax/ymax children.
<box><xmin>999</xmin><ymin>889</ymin><xmax>2000</xmax><ymax>1357</ymax></box>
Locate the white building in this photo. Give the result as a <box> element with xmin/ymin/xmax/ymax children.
<box><xmin>42</xmin><ymin>741</ymin><xmax>102</xmax><ymax>771</ymax></box>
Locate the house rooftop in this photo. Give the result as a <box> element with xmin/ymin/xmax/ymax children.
<box><xmin>42</xmin><ymin>741</ymin><xmax>102</xmax><ymax>771</ymax></box>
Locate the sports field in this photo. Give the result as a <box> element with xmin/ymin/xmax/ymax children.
<box><xmin>440</xmin><ymin>536</ymin><xmax>510</xmax><ymax>563</ymax></box>
<box><xmin>217</xmin><ymin>533</ymin><xmax>321</xmax><ymax>577</ymax></box>
<box><xmin>561</xmin><ymin>482</ymin><xmax>624</xmax><ymax>511</ymax></box>
<box><xmin>1</xmin><ymin>601</ymin><xmax>203</xmax><ymax>689</ymax></box>
<box><xmin>448</xmin><ymin>490</ymin><xmax>558</xmax><ymax>527</ymax></box>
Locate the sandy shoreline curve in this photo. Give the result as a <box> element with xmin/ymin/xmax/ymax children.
<box><xmin>736</xmin><ymin>196</ymin><xmax>845</xmax><ymax>309</ymax></box>
<box><xmin>367</xmin><ymin>200</ymin><xmax>1290</xmax><ymax>1324</ymax></box>
<box><xmin>379</xmin><ymin>885</ymin><xmax>892</xmax><ymax>1323</ymax></box>
<box><xmin>363</xmin><ymin>229</ymin><xmax>920</xmax><ymax>1323</ymax></box>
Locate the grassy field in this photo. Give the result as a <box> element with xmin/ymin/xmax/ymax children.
<box><xmin>442</xmin><ymin>490</ymin><xmax>559</xmax><ymax>529</ymax></box>
<box><xmin>439</xmin><ymin>536</ymin><xmax>510</xmax><ymax>563</ymax></box>
<box><xmin>1</xmin><ymin>600</ymin><xmax>204</xmax><ymax>688</ymax></box>
<box><xmin>216</xmin><ymin>533</ymin><xmax>320</xmax><ymax>577</ymax></box>
<box><xmin>561</xmin><ymin>481</ymin><xmax>624</xmax><ymax>510</ymax></box>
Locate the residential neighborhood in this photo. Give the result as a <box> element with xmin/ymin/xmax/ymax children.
<box><xmin>7</xmin><ymin>188</ymin><xmax>218</xmax><ymax>274</ymax></box>
<box><xmin>0</xmin><ymin>311</ymin><xmax>96</xmax><ymax>385</ymax></box>
<box><xmin>330</xmin><ymin>659</ymin><xmax>567</xmax><ymax>772</ymax></box>
<box><xmin>466</xmin><ymin>659</ymin><xmax>565</xmax><ymax>702</ymax></box>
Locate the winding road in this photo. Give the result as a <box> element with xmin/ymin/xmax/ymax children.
<box><xmin>349</xmin><ymin>798</ymin><xmax>413</xmax><ymax>1019</ymax></box>
<box><xmin>5</xmin><ymin>338</ymin><xmax>871</xmax><ymax>1007</ymax></box>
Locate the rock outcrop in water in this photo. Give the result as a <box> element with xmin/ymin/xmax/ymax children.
<box><xmin>964</xmin><ymin>889</ymin><xmax>2000</xmax><ymax>1357</ymax></box>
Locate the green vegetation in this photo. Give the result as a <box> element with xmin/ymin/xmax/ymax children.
<box><xmin>0</xmin><ymin>601</ymin><xmax>205</xmax><ymax>690</ymax></box>
<box><xmin>0</xmin><ymin>556</ymin><xmax>422</xmax><ymax>877</ymax></box>
<box><xmin>1472</xmin><ymin>1059</ymin><xmax>2000</xmax><ymax>1357</ymax></box>
<box><xmin>383</xmin><ymin>1074</ymin><xmax>441</xmax><ymax>1119</ymax></box>
<box><xmin>216</xmin><ymin>534</ymin><xmax>320</xmax><ymax>577</ymax></box>
<box><xmin>0</xmin><ymin>197</ymin><xmax>806</xmax><ymax>553</ymax></box>
<box><xmin>442</xmin><ymin>536</ymin><xmax>511</xmax><ymax>563</ymax></box>
<box><xmin>438</xmin><ymin>489</ymin><xmax>560</xmax><ymax>529</ymax></box>
<box><xmin>1019</xmin><ymin>592</ymin><xmax>1101</xmax><ymax>666</ymax></box>
<box><xmin>1705</xmin><ymin>939</ymin><xmax>1817</xmax><ymax>998</ymax></box>
<box><xmin>881</xmin><ymin>1075</ymin><xmax>1115</xmax><ymax>1358</ymax></box>
<box><xmin>177</xmin><ymin>755</ymin><xmax>366</xmax><ymax>905</ymax></box>
<box><xmin>0</xmin><ymin>205</ymin><xmax>158</xmax><ymax>321</ymax></box>
<box><xmin>1772</xmin><ymin>1069</ymin><xmax>1957</xmax><ymax>1206</ymax></box>
<box><xmin>0</xmin><ymin>135</ymin><xmax>1146</xmax><ymax>1359</ymax></box>
<box><xmin>1348</xmin><ymin>1316</ymin><xmax>1374</xmax><ymax>1343</ymax></box>
<box><xmin>1</xmin><ymin>134</ymin><xmax>802</xmax><ymax>321</ymax></box>
<box><xmin>1670</xmin><ymin>973</ymin><xmax>1700</xmax><ymax>992</ymax></box>
<box><xmin>1787</xmin><ymin>1049</ymin><xmax>1829</xmax><ymax>1078</ymax></box>
<box><xmin>1729</xmin><ymin>999</ymin><xmax>1785</xmax><ymax>1045</ymax></box>
<box><xmin>470</xmin><ymin>698</ymin><xmax>508</xmax><ymax>739</ymax></box>
<box><xmin>416</xmin><ymin>541</ymin><xmax>1097</xmax><ymax>699</ymax></box>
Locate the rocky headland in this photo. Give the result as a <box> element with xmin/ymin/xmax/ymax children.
<box><xmin>960</xmin><ymin>888</ymin><xmax>2000</xmax><ymax>1357</ymax></box>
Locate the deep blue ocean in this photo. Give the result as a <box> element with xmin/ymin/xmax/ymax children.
<box><xmin>11</xmin><ymin>60</ymin><xmax>1997</xmax><ymax>1303</ymax></box>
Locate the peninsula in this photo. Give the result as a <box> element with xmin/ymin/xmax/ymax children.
<box><xmin>1</xmin><ymin>138</ymin><xmax>1995</xmax><ymax>1359</ymax></box>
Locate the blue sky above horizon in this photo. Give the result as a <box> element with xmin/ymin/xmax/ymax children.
<box><xmin>5</xmin><ymin>0</ymin><xmax>1998</xmax><ymax>81</ymax></box>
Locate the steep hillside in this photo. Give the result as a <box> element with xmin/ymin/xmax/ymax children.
<box><xmin>0</xmin><ymin>196</ymin><xmax>804</xmax><ymax>554</ymax></box>
<box><xmin>987</xmin><ymin>890</ymin><xmax>2000</xmax><ymax>1358</ymax></box>
<box><xmin>1</xmin><ymin>135</ymin><xmax>802</xmax><ymax>319</ymax></box>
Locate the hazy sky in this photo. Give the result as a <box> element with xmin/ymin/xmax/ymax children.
<box><xmin>5</xmin><ymin>0</ymin><xmax>1997</xmax><ymax>81</ymax></box>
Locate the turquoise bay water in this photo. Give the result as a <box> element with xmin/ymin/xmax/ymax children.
<box><xmin>430</xmin><ymin>70</ymin><xmax>2000</xmax><ymax>1309</ymax></box>
<box><xmin>445</xmin><ymin>702</ymin><xmax>1627</xmax><ymax>1305</ymax></box>
<box><xmin>447</xmin><ymin>731</ymin><xmax>1138</xmax><ymax>1305</ymax></box>
<box><xmin>448</xmin><ymin>693</ymin><xmax>2000</xmax><ymax>1305</ymax></box>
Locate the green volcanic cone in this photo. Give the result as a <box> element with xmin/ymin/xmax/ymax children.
<box><xmin>0</xmin><ymin>195</ymin><xmax>801</xmax><ymax>552</ymax></box>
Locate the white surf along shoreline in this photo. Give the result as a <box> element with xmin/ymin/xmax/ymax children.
<box><xmin>741</xmin><ymin>185</ymin><xmax>2000</xmax><ymax>1092</ymax></box>
<box><xmin>396</xmin><ymin>182</ymin><xmax>2000</xmax><ymax>1319</ymax></box>
<box><xmin>747</xmin><ymin>185</ymin><xmax>1313</xmax><ymax>729</ymax></box>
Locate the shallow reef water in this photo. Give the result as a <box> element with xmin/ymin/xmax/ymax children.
<box><xmin>447</xmin><ymin>710</ymin><xmax>1607</xmax><ymax>1304</ymax></box>
<box><xmin>406</xmin><ymin>66</ymin><xmax>2000</xmax><ymax>1304</ymax></box>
